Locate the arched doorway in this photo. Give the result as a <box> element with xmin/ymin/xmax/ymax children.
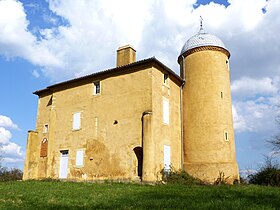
<box><xmin>133</xmin><ymin>147</ymin><xmax>143</xmax><ymax>180</ymax></box>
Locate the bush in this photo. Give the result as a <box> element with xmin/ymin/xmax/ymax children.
<box><xmin>160</xmin><ymin>167</ymin><xmax>202</xmax><ymax>185</ymax></box>
<box><xmin>0</xmin><ymin>167</ymin><xmax>23</xmax><ymax>182</ymax></box>
<box><xmin>214</xmin><ymin>171</ymin><xmax>230</xmax><ymax>185</ymax></box>
<box><xmin>248</xmin><ymin>157</ymin><xmax>280</xmax><ymax>187</ymax></box>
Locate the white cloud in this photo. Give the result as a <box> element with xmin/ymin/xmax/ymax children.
<box><xmin>232</xmin><ymin>105</ymin><xmax>248</xmax><ymax>132</ymax></box>
<box><xmin>0</xmin><ymin>115</ymin><xmax>24</xmax><ymax>164</ymax></box>
<box><xmin>231</xmin><ymin>77</ymin><xmax>279</xmax><ymax>99</ymax></box>
<box><xmin>0</xmin><ymin>0</ymin><xmax>279</xmax><ymax>83</ymax></box>
<box><xmin>232</xmin><ymin>76</ymin><xmax>280</xmax><ymax>133</ymax></box>
<box><xmin>0</xmin><ymin>115</ymin><xmax>18</xmax><ymax>129</ymax></box>
<box><xmin>0</xmin><ymin>127</ymin><xmax>12</xmax><ymax>144</ymax></box>
<box><xmin>1</xmin><ymin>142</ymin><xmax>23</xmax><ymax>158</ymax></box>
<box><xmin>0</xmin><ymin>0</ymin><xmax>62</xmax><ymax>68</ymax></box>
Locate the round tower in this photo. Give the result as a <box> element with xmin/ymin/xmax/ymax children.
<box><xmin>178</xmin><ymin>27</ymin><xmax>239</xmax><ymax>183</ymax></box>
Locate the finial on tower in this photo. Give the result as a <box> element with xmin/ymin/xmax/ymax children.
<box><xmin>199</xmin><ymin>16</ymin><xmax>204</xmax><ymax>33</ymax></box>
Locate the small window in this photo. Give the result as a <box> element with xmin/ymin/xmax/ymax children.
<box><xmin>76</xmin><ymin>150</ymin><xmax>84</xmax><ymax>167</ymax></box>
<box><xmin>43</xmin><ymin>124</ymin><xmax>49</xmax><ymax>133</ymax></box>
<box><xmin>163</xmin><ymin>98</ymin><xmax>169</xmax><ymax>125</ymax></box>
<box><xmin>221</xmin><ymin>92</ymin><xmax>223</xmax><ymax>99</ymax></box>
<box><xmin>163</xmin><ymin>74</ymin><xmax>169</xmax><ymax>85</ymax></box>
<box><xmin>73</xmin><ymin>112</ymin><xmax>81</xmax><ymax>130</ymax></box>
<box><xmin>224</xmin><ymin>131</ymin><xmax>229</xmax><ymax>141</ymax></box>
<box><xmin>93</xmin><ymin>81</ymin><xmax>101</xmax><ymax>95</ymax></box>
<box><xmin>226</xmin><ymin>60</ymin><xmax>230</xmax><ymax>70</ymax></box>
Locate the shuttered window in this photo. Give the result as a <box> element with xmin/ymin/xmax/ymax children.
<box><xmin>73</xmin><ymin>112</ymin><xmax>81</xmax><ymax>130</ymax></box>
<box><xmin>163</xmin><ymin>98</ymin><xmax>169</xmax><ymax>124</ymax></box>
<box><xmin>76</xmin><ymin>150</ymin><xmax>84</xmax><ymax>166</ymax></box>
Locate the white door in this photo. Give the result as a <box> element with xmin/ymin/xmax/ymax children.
<box><xmin>59</xmin><ymin>150</ymin><xmax>68</xmax><ymax>178</ymax></box>
<box><xmin>164</xmin><ymin>145</ymin><xmax>171</xmax><ymax>171</ymax></box>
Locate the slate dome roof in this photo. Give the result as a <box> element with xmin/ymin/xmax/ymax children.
<box><xmin>179</xmin><ymin>29</ymin><xmax>228</xmax><ymax>57</ymax></box>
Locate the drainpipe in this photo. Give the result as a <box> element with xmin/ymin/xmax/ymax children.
<box><xmin>180</xmin><ymin>55</ymin><xmax>185</xmax><ymax>171</ymax></box>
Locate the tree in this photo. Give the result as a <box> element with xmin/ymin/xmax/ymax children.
<box><xmin>269</xmin><ymin>114</ymin><xmax>280</xmax><ymax>153</ymax></box>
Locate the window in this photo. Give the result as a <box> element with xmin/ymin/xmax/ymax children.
<box><xmin>163</xmin><ymin>98</ymin><xmax>169</xmax><ymax>124</ymax></box>
<box><xmin>221</xmin><ymin>92</ymin><xmax>223</xmax><ymax>99</ymax></box>
<box><xmin>47</xmin><ymin>96</ymin><xmax>53</xmax><ymax>106</ymax></box>
<box><xmin>224</xmin><ymin>131</ymin><xmax>229</xmax><ymax>141</ymax></box>
<box><xmin>76</xmin><ymin>150</ymin><xmax>84</xmax><ymax>167</ymax></box>
<box><xmin>163</xmin><ymin>74</ymin><xmax>169</xmax><ymax>85</ymax></box>
<box><xmin>226</xmin><ymin>60</ymin><xmax>230</xmax><ymax>70</ymax></box>
<box><xmin>73</xmin><ymin>112</ymin><xmax>81</xmax><ymax>130</ymax></box>
<box><xmin>93</xmin><ymin>81</ymin><xmax>101</xmax><ymax>95</ymax></box>
<box><xmin>43</xmin><ymin>124</ymin><xmax>49</xmax><ymax>133</ymax></box>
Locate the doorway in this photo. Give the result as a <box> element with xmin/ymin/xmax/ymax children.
<box><xmin>59</xmin><ymin>150</ymin><xmax>68</xmax><ymax>179</ymax></box>
<box><xmin>133</xmin><ymin>147</ymin><xmax>143</xmax><ymax>179</ymax></box>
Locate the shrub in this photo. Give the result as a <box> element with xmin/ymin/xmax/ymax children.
<box><xmin>0</xmin><ymin>167</ymin><xmax>23</xmax><ymax>182</ymax></box>
<box><xmin>160</xmin><ymin>167</ymin><xmax>202</xmax><ymax>185</ymax></box>
<box><xmin>214</xmin><ymin>171</ymin><xmax>230</xmax><ymax>185</ymax></box>
<box><xmin>248</xmin><ymin>157</ymin><xmax>280</xmax><ymax>187</ymax></box>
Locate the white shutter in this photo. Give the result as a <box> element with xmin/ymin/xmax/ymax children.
<box><xmin>73</xmin><ymin>112</ymin><xmax>81</xmax><ymax>130</ymax></box>
<box><xmin>76</xmin><ymin>150</ymin><xmax>84</xmax><ymax>166</ymax></box>
<box><xmin>164</xmin><ymin>145</ymin><xmax>171</xmax><ymax>171</ymax></box>
<box><xmin>163</xmin><ymin>98</ymin><xmax>169</xmax><ymax>124</ymax></box>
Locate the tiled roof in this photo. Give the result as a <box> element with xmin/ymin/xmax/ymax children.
<box><xmin>34</xmin><ymin>57</ymin><xmax>183</xmax><ymax>95</ymax></box>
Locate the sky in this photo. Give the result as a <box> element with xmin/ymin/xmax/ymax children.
<box><xmin>0</xmin><ymin>0</ymin><xmax>279</xmax><ymax>175</ymax></box>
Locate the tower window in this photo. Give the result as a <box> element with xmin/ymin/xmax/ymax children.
<box><xmin>224</xmin><ymin>131</ymin><xmax>229</xmax><ymax>141</ymax></box>
<box><xmin>226</xmin><ymin>60</ymin><xmax>230</xmax><ymax>70</ymax></box>
<box><xmin>221</xmin><ymin>92</ymin><xmax>223</xmax><ymax>99</ymax></box>
<box><xmin>93</xmin><ymin>81</ymin><xmax>101</xmax><ymax>95</ymax></box>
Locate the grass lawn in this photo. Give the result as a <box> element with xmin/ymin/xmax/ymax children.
<box><xmin>0</xmin><ymin>181</ymin><xmax>279</xmax><ymax>209</ymax></box>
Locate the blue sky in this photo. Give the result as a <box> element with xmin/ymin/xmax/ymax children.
<box><xmin>0</xmin><ymin>0</ymin><xmax>279</xmax><ymax>175</ymax></box>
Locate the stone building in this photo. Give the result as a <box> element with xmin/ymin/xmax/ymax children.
<box><xmin>23</xmin><ymin>28</ymin><xmax>239</xmax><ymax>183</ymax></box>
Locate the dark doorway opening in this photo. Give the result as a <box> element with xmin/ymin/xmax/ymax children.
<box><xmin>133</xmin><ymin>147</ymin><xmax>143</xmax><ymax>180</ymax></box>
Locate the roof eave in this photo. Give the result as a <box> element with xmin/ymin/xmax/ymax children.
<box><xmin>33</xmin><ymin>57</ymin><xmax>183</xmax><ymax>96</ymax></box>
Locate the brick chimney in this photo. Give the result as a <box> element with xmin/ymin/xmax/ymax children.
<box><xmin>116</xmin><ymin>45</ymin><xmax>136</xmax><ymax>67</ymax></box>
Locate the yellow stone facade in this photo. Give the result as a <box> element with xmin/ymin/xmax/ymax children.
<box><xmin>24</xmin><ymin>32</ymin><xmax>239</xmax><ymax>183</ymax></box>
<box><xmin>23</xmin><ymin>51</ymin><xmax>182</xmax><ymax>182</ymax></box>
<box><xmin>179</xmin><ymin>48</ymin><xmax>239</xmax><ymax>183</ymax></box>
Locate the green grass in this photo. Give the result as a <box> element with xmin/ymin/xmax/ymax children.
<box><xmin>0</xmin><ymin>181</ymin><xmax>279</xmax><ymax>209</ymax></box>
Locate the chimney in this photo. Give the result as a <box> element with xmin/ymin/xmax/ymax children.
<box><xmin>116</xmin><ymin>45</ymin><xmax>136</xmax><ymax>67</ymax></box>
